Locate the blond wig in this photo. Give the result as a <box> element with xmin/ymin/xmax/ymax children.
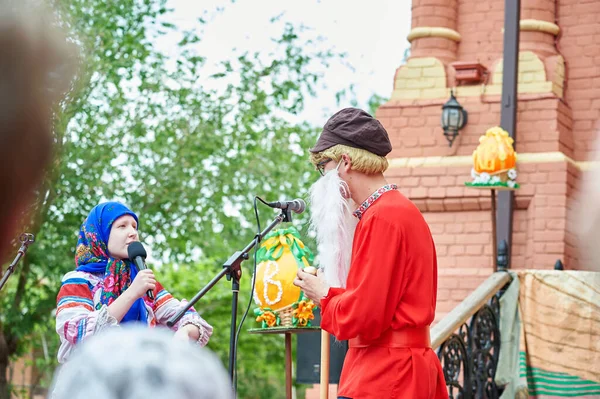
<box><xmin>309</xmin><ymin>144</ymin><xmax>389</xmax><ymax>175</ymax></box>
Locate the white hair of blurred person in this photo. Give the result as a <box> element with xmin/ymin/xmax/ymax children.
<box><xmin>575</xmin><ymin>131</ymin><xmax>600</xmax><ymax>272</ymax></box>
<box><xmin>0</xmin><ymin>0</ymin><xmax>75</xmax><ymax>260</ymax></box>
<box><xmin>49</xmin><ymin>325</ymin><xmax>234</xmax><ymax>399</ymax></box>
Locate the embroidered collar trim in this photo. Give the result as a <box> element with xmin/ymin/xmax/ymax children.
<box><xmin>352</xmin><ymin>184</ymin><xmax>398</xmax><ymax>220</ymax></box>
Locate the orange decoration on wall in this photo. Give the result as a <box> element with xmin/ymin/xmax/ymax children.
<box><xmin>472</xmin><ymin>126</ymin><xmax>517</xmax><ymax>174</ymax></box>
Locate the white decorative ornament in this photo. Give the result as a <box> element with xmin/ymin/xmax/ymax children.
<box><xmin>252</xmin><ymin>273</ymin><xmax>263</xmax><ymax>307</ymax></box>
<box><xmin>508</xmin><ymin>168</ymin><xmax>518</xmax><ymax>180</ymax></box>
<box><xmin>480</xmin><ymin>172</ymin><xmax>491</xmax><ymax>183</ymax></box>
<box><xmin>262</xmin><ymin>261</ymin><xmax>283</xmax><ymax>306</ymax></box>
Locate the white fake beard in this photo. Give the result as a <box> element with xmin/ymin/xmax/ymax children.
<box><xmin>309</xmin><ymin>168</ymin><xmax>358</xmax><ymax>288</ymax></box>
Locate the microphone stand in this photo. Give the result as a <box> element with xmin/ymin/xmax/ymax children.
<box><xmin>167</xmin><ymin>207</ymin><xmax>295</xmax><ymax>391</ymax></box>
<box><xmin>0</xmin><ymin>233</ymin><xmax>35</xmax><ymax>292</ymax></box>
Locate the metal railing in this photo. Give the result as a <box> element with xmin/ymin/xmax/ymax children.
<box><xmin>432</xmin><ymin>272</ymin><xmax>512</xmax><ymax>399</ymax></box>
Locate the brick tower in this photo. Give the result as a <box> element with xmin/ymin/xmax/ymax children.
<box><xmin>378</xmin><ymin>0</ymin><xmax>600</xmax><ymax>321</ymax></box>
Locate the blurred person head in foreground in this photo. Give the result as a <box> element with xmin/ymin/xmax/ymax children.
<box><xmin>49</xmin><ymin>325</ymin><xmax>233</xmax><ymax>399</ymax></box>
<box><xmin>575</xmin><ymin>130</ymin><xmax>600</xmax><ymax>271</ymax></box>
<box><xmin>0</xmin><ymin>0</ymin><xmax>75</xmax><ymax>260</ymax></box>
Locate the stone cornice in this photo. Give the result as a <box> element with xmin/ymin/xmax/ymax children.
<box><xmin>520</xmin><ymin>19</ymin><xmax>560</xmax><ymax>36</ymax></box>
<box><xmin>407</xmin><ymin>27</ymin><xmax>462</xmax><ymax>43</ymax></box>
<box><xmin>388</xmin><ymin>152</ymin><xmax>599</xmax><ymax>171</ymax></box>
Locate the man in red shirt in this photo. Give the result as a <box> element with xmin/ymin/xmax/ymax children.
<box><xmin>294</xmin><ymin>108</ymin><xmax>447</xmax><ymax>399</ymax></box>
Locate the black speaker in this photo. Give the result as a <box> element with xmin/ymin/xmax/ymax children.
<box><xmin>296</xmin><ymin>307</ymin><xmax>348</xmax><ymax>384</ymax></box>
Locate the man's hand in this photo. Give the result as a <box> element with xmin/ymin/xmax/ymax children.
<box><xmin>293</xmin><ymin>269</ymin><xmax>330</xmax><ymax>306</ymax></box>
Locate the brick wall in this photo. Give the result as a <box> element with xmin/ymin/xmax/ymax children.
<box><xmin>385</xmin><ymin>157</ymin><xmax>577</xmax><ymax>321</ymax></box>
<box><xmin>558</xmin><ymin>0</ymin><xmax>600</xmax><ymax>160</ymax></box>
<box><xmin>6</xmin><ymin>355</ymin><xmax>46</xmax><ymax>399</ymax></box>
<box><xmin>380</xmin><ymin>0</ymin><xmax>599</xmax><ymax>322</ymax></box>
<box><xmin>456</xmin><ymin>0</ymin><xmax>505</xmax><ymax>64</ymax></box>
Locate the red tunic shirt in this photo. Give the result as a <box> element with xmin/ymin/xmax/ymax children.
<box><xmin>321</xmin><ymin>189</ymin><xmax>447</xmax><ymax>399</ymax></box>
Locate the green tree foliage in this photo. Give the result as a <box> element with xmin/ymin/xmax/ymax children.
<box><xmin>367</xmin><ymin>93</ymin><xmax>388</xmax><ymax>117</ymax></box>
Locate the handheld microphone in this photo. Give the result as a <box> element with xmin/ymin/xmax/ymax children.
<box><xmin>127</xmin><ymin>241</ymin><xmax>154</xmax><ymax>300</ymax></box>
<box><xmin>266</xmin><ymin>198</ymin><xmax>306</xmax><ymax>214</ymax></box>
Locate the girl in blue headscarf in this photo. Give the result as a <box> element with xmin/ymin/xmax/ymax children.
<box><xmin>55</xmin><ymin>202</ymin><xmax>212</xmax><ymax>363</ymax></box>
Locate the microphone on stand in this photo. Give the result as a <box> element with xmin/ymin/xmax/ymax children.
<box><xmin>266</xmin><ymin>199</ymin><xmax>306</xmax><ymax>214</ymax></box>
<box><xmin>127</xmin><ymin>241</ymin><xmax>154</xmax><ymax>300</ymax></box>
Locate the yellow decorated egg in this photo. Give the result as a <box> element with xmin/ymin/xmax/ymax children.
<box><xmin>253</xmin><ymin>250</ymin><xmax>302</xmax><ymax>311</ymax></box>
<box><xmin>252</xmin><ymin>227</ymin><xmax>317</xmax><ymax>328</ymax></box>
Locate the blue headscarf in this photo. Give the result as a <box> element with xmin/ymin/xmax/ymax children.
<box><xmin>75</xmin><ymin>202</ymin><xmax>148</xmax><ymax>324</ymax></box>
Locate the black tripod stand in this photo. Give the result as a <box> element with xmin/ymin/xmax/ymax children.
<box><xmin>0</xmin><ymin>233</ymin><xmax>35</xmax><ymax>293</ymax></box>
<box><xmin>167</xmin><ymin>207</ymin><xmax>295</xmax><ymax>392</ymax></box>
